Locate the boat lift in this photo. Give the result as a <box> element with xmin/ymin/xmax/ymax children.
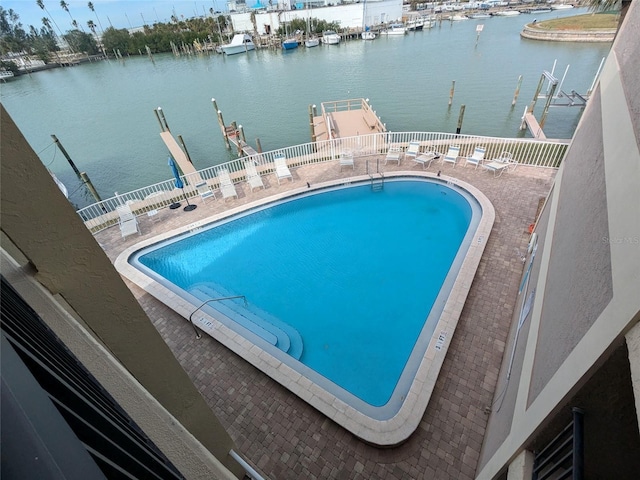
<box><xmin>520</xmin><ymin>57</ymin><xmax>605</xmax><ymax>138</ymax></box>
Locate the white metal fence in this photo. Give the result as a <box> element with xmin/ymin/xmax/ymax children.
<box><xmin>77</xmin><ymin>131</ymin><xmax>568</xmax><ymax>233</ymax></box>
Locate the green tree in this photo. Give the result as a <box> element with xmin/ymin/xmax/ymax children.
<box><xmin>0</xmin><ymin>7</ymin><xmax>29</xmax><ymax>54</ymax></box>
<box><xmin>63</xmin><ymin>29</ymin><xmax>97</xmax><ymax>54</ymax></box>
<box><xmin>101</xmin><ymin>26</ymin><xmax>131</xmax><ymax>54</ymax></box>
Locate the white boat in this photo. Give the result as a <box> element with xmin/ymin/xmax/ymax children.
<box><xmin>494</xmin><ymin>9</ymin><xmax>521</xmax><ymax>16</ymax></box>
<box><xmin>361</xmin><ymin>31</ymin><xmax>376</xmax><ymax>40</ymax></box>
<box><xmin>321</xmin><ymin>30</ymin><xmax>340</xmax><ymax>45</ymax></box>
<box><xmin>451</xmin><ymin>14</ymin><xmax>469</xmax><ymax>21</ymax></box>
<box><xmin>406</xmin><ymin>17</ymin><xmax>425</xmax><ymax>31</ymax></box>
<box><xmin>220</xmin><ymin>34</ymin><xmax>256</xmax><ymax>55</ymax></box>
<box><xmin>361</xmin><ymin>0</ymin><xmax>376</xmax><ymax>40</ymax></box>
<box><xmin>530</xmin><ymin>8</ymin><xmax>552</xmax><ymax>13</ymax></box>
<box><xmin>551</xmin><ymin>3</ymin><xmax>574</xmax><ymax>10</ymax></box>
<box><xmin>380</xmin><ymin>23</ymin><xmax>407</xmax><ymax>36</ymax></box>
<box><xmin>468</xmin><ymin>12</ymin><xmax>492</xmax><ymax>19</ymax></box>
<box><xmin>305</xmin><ymin>36</ymin><xmax>320</xmax><ymax>47</ymax></box>
<box><xmin>0</xmin><ymin>70</ymin><xmax>15</xmax><ymax>81</ymax></box>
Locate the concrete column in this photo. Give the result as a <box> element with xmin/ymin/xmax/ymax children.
<box><xmin>507</xmin><ymin>450</ymin><xmax>535</xmax><ymax>480</ymax></box>
<box><xmin>625</xmin><ymin>321</ymin><xmax>640</xmax><ymax>428</ymax></box>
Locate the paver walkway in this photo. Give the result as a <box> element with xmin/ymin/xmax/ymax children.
<box><xmin>97</xmin><ymin>157</ymin><xmax>555</xmax><ymax>480</ymax></box>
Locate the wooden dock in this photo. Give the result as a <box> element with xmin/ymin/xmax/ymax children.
<box><xmin>312</xmin><ymin>99</ymin><xmax>386</xmax><ymax>141</ymax></box>
<box><xmin>159</xmin><ymin>131</ymin><xmax>203</xmax><ymax>182</ymax></box>
<box><xmin>522</xmin><ymin>112</ymin><xmax>547</xmax><ymax>140</ymax></box>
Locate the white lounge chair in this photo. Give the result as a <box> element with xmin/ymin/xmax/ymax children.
<box><xmin>440</xmin><ymin>145</ymin><xmax>461</xmax><ymax>167</ymax></box>
<box><xmin>195</xmin><ymin>181</ymin><xmax>216</xmax><ymax>203</ymax></box>
<box><xmin>274</xmin><ymin>153</ymin><xmax>293</xmax><ymax>184</ymax></box>
<box><xmin>481</xmin><ymin>151</ymin><xmax>515</xmax><ymax>177</ymax></box>
<box><xmin>218</xmin><ymin>169</ymin><xmax>238</xmax><ymax>201</ymax></box>
<box><xmin>404</xmin><ymin>140</ymin><xmax>421</xmax><ymax>162</ymax></box>
<box><xmin>385</xmin><ymin>144</ymin><xmax>402</xmax><ymax>165</ymax></box>
<box><xmin>414</xmin><ymin>150</ymin><xmax>440</xmax><ymax>169</ymax></box>
<box><xmin>464</xmin><ymin>146</ymin><xmax>486</xmax><ymax>169</ymax></box>
<box><xmin>339</xmin><ymin>151</ymin><xmax>354</xmax><ymax>171</ymax></box>
<box><xmin>116</xmin><ymin>205</ymin><xmax>140</xmax><ymax>238</ymax></box>
<box><xmin>244</xmin><ymin>160</ymin><xmax>265</xmax><ymax>191</ymax></box>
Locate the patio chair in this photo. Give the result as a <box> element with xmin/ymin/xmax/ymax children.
<box><xmin>195</xmin><ymin>181</ymin><xmax>216</xmax><ymax>203</ymax></box>
<box><xmin>385</xmin><ymin>144</ymin><xmax>402</xmax><ymax>165</ymax></box>
<box><xmin>481</xmin><ymin>151</ymin><xmax>515</xmax><ymax>177</ymax></box>
<box><xmin>414</xmin><ymin>150</ymin><xmax>440</xmax><ymax>169</ymax></box>
<box><xmin>116</xmin><ymin>205</ymin><xmax>140</xmax><ymax>238</ymax></box>
<box><xmin>218</xmin><ymin>169</ymin><xmax>238</xmax><ymax>201</ymax></box>
<box><xmin>440</xmin><ymin>145</ymin><xmax>461</xmax><ymax>167</ymax></box>
<box><xmin>339</xmin><ymin>151</ymin><xmax>354</xmax><ymax>171</ymax></box>
<box><xmin>244</xmin><ymin>160</ymin><xmax>265</xmax><ymax>191</ymax></box>
<box><xmin>274</xmin><ymin>153</ymin><xmax>293</xmax><ymax>184</ymax></box>
<box><xmin>404</xmin><ymin>140</ymin><xmax>421</xmax><ymax>162</ymax></box>
<box><xmin>463</xmin><ymin>146</ymin><xmax>486</xmax><ymax>169</ymax></box>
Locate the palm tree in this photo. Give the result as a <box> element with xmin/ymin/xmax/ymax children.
<box><xmin>60</xmin><ymin>0</ymin><xmax>84</xmax><ymax>32</ymax></box>
<box><xmin>36</xmin><ymin>0</ymin><xmax>64</xmax><ymax>38</ymax></box>
<box><xmin>87</xmin><ymin>2</ymin><xmax>105</xmax><ymax>33</ymax></box>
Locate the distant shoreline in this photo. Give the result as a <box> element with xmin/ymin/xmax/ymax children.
<box><xmin>520</xmin><ymin>13</ymin><xmax>617</xmax><ymax>42</ymax></box>
<box><xmin>521</xmin><ymin>25</ymin><xmax>615</xmax><ymax>42</ymax></box>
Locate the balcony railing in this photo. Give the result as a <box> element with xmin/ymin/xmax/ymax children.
<box><xmin>76</xmin><ymin>131</ymin><xmax>568</xmax><ymax>233</ymax></box>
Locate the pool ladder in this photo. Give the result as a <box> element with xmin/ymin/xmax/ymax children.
<box><xmin>366</xmin><ymin>159</ymin><xmax>385</xmax><ymax>192</ymax></box>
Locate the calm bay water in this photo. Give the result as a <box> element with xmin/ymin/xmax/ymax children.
<box><xmin>1</xmin><ymin>7</ymin><xmax>610</xmax><ymax>208</ymax></box>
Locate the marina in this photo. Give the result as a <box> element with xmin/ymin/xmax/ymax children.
<box><xmin>2</xmin><ymin>3</ymin><xmax>638</xmax><ymax>478</ymax></box>
<box><xmin>0</xmin><ymin>7</ymin><xmax>609</xmax><ymax>211</ymax></box>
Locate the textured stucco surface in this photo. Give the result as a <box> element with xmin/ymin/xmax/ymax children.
<box><xmin>0</xmin><ymin>106</ymin><xmax>242</xmax><ymax>478</ymax></box>
<box><xmin>528</xmin><ymin>86</ymin><xmax>614</xmax><ymax>404</ymax></box>
<box><xmin>479</xmin><ymin>193</ymin><xmax>552</xmax><ymax>469</ymax></box>
<box><xmin>615</xmin><ymin>3</ymin><xmax>640</xmax><ymax>150</ymax></box>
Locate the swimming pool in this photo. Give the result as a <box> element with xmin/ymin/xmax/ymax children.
<box><xmin>117</xmin><ymin>174</ymin><xmax>494</xmax><ymax>445</ymax></box>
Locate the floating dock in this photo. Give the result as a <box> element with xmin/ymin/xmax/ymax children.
<box><xmin>311</xmin><ymin>99</ymin><xmax>386</xmax><ymax>141</ymax></box>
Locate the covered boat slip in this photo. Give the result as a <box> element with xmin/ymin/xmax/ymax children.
<box><xmin>312</xmin><ymin>99</ymin><xmax>386</xmax><ymax>141</ymax></box>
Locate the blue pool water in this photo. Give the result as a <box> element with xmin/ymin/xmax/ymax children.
<box><xmin>133</xmin><ymin>179</ymin><xmax>479</xmax><ymax>410</ymax></box>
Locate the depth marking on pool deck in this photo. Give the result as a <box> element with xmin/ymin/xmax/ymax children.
<box><xmin>435</xmin><ymin>332</ymin><xmax>448</xmax><ymax>351</ymax></box>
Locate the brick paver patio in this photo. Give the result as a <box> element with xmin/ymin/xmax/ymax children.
<box><xmin>96</xmin><ymin>157</ymin><xmax>555</xmax><ymax>480</ymax></box>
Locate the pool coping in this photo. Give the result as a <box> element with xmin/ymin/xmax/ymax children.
<box><xmin>114</xmin><ymin>171</ymin><xmax>495</xmax><ymax>446</ymax></box>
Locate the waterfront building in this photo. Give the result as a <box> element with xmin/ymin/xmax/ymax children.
<box><xmin>228</xmin><ymin>0</ymin><xmax>403</xmax><ymax>34</ymax></box>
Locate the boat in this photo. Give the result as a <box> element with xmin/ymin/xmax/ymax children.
<box><xmin>49</xmin><ymin>170</ymin><xmax>68</xmax><ymax>198</ymax></box>
<box><xmin>361</xmin><ymin>0</ymin><xmax>376</xmax><ymax>40</ymax></box>
<box><xmin>321</xmin><ymin>30</ymin><xmax>340</xmax><ymax>45</ymax></box>
<box><xmin>361</xmin><ymin>30</ymin><xmax>376</xmax><ymax>40</ymax></box>
<box><xmin>530</xmin><ymin>8</ymin><xmax>552</xmax><ymax>13</ymax></box>
<box><xmin>305</xmin><ymin>36</ymin><xmax>320</xmax><ymax>47</ymax></box>
<box><xmin>220</xmin><ymin>34</ymin><xmax>256</xmax><ymax>55</ymax></box>
<box><xmin>451</xmin><ymin>14</ymin><xmax>469</xmax><ymax>21</ymax></box>
<box><xmin>282</xmin><ymin>38</ymin><xmax>299</xmax><ymax>50</ymax></box>
<box><xmin>380</xmin><ymin>23</ymin><xmax>407</xmax><ymax>36</ymax></box>
<box><xmin>406</xmin><ymin>17</ymin><xmax>425</xmax><ymax>31</ymax></box>
<box><xmin>494</xmin><ymin>9</ymin><xmax>521</xmax><ymax>16</ymax></box>
<box><xmin>468</xmin><ymin>12</ymin><xmax>492</xmax><ymax>19</ymax></box>
<box><xmin>551</xmin><ymin>3</ymin><xmax>574</xmax><ymax>10</ymax></box>
<box><xmin>0</xmin><ymin>70</ymin><xmax>15</xmax><ymax>81</ymax></box>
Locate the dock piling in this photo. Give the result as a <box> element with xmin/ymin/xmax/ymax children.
<box><xmin>178</xmin><ymin>135</ymin><xmax>193</xmax><ymax>164</ymax></box>
<box><xmin>456</xmin><ymin>104</ymin><xmax>466</xmax><ymax>134</ymax></box>
<box><xmin>448</xmin><ymin>80</ymin><xmax>456</xmax><ymax>107</ymax></box>
<box><xmin>80</xmin><ymin>171</ymin><xmax>102</xmax><ymax>203</ymax></box>
<box><xmin>156</xmin><ymin>107</ymin><xmax>170</xmax><ymax>132</ymax></box>
<box><xmin>256</xmin><ymin>138</ymin><xmax>262</xmax><ymax>153</ymax></box>
<box><xmin>51</xmin><ymin>134</ymin><xmax>81</xmax><ymax>176</ymax></box>
<box><xmin>512</xmin><ymin>75</ymin><xmax>523</xmax><ymax>107</ymax></box>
